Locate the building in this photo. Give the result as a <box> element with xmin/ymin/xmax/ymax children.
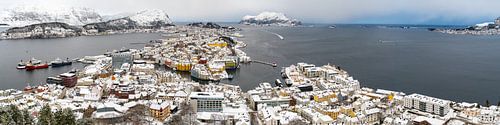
<box><xmin>60</xmin><ymin>73</ymin><xmax>77</xmax><ymax>88</ymax></box>
<box><xmin>403</xmin><ymin>93</ymin><xmax>451</xmax><ymax>116</ymax></box>
<box><xmin>189</xmin><ymin>92</ymin><xmax>224</xmax><ymax>112</ymax></box>
<box><xmin>149</xmin><ymin>101</ymin><xmax>171</xmax><ymax>121</ymax></box>
<box><xmin>112</xmin><ymin>52</ymin><xmax>132</xmax><ymax>69</ymax></box>
<box><xmin>131</xmin><ymin>64</ymin><xmax>155</xmax><ymax>74</ymax></box>
<box><xmin>248</xmin><ymin>83</ymin><xmax>292</xmax><ymax>110</ymax></box>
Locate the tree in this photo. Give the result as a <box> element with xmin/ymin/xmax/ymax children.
<box><xmin>38</xmin><ymin>104</ymin><xmax>54</xmax><ymax>125</ymax></box>
<box><xmin>486</xmin><ymin>100</ymin><xmax>490</xmax><ymax>107</ymax></box>
<box><xmin>0</xmin><ymin>111</ymin><xmax>12</xmax><ymax>125</ymax></box>
<box><xmin>22</xmin><ymin>109</ymin><xmax>33</xmax><ymax>125</ymax></box>
<box><xmin>62</xmin><ymin>108</ymin><xmax>76</xmax><ymax>125</ymax></box>
<box><xmin>9</xmin><ymin>105</ymin><xmax>22</xmax><ymax>124</ymax></box>
<box><xmin>76</xmin><ymin>118</ymin><xmax>94</xmax><ymax>125</ymax></box>
<box><xmin>53</xmin><ymin>109</ymin><xmax>64</xmax><ymax>125</ymax></box>
<box><xmin>497</xmin><ymin>101</ymin><xmax>500</xmax><ymax>106</ymax></box>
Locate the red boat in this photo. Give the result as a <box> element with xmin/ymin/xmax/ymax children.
<box><xmin>26</xmin><ymin>63</ymin><xmax>49</xmax><ymax>71</ymax></box>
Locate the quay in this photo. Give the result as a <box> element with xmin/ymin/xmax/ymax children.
<box><xmin>250</xmin><ymin>60</ymin><xmax>277</xmax><ymax>67</ymax></box>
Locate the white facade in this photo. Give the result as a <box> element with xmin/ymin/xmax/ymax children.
<box><xmin>404</xmin><ymin>93</ymin><xmax>451</xmax><ymax>116</ymax></box>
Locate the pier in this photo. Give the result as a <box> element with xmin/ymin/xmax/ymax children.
<box><xmin>251</xmin><ymin>60</ymin><xmax>277</xmax><ymax>67</ymax></box>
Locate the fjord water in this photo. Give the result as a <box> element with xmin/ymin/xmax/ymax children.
<box><xmin>0</xmin><ymin>32</ymin><xmax>163</xmax><ymax>89</ymax></box>
<box><xmin>230</xmin><ymin>25</ymin><xmax>500</xmax><ymax>104</ymax></box>
<box><xmin>1</xmin><ymin>25</ymin><xmax>499</xmax><ymax>104</ymax></box>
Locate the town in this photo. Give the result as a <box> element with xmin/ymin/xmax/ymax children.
<box><xmin>0</xmin><ymin>24</ymin><xmax>499</xmax><ymax>125</ymax></box>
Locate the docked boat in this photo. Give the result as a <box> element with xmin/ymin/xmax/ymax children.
<box><xmin>285</xmin><ymin>79</ymin><xmax>293</xmax><ymax>87</ymax></box>
<box><xmin>275</xmin><ymin>79</ymin><xmax>282</xmax><ymax>87</ymax></box>
<box><xmin>17</xmin><ymin>60</ymin><xmax>26</xmax><ymax>69</ymax></box>
<box><xmin>30</xmin><ymin>58</ymin><xmax>42</xmax><ymax>65</ymax></box>
<box><xmin>50</xmin><ymin>58</ymin><xmax>72</xmax><ymax>67</ymax></box>
<box><xmin>26</xmin><ymin>63</ymin><xmax>49</xmax><ymax>71</ymax></box>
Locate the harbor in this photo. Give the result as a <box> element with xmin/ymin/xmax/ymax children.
<box><xmin>0</xmin><ymin>24</ymin><xmax>499</xmax><ymax>125</ymax></box>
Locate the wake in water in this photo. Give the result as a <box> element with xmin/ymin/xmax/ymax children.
<box><xmin>261</xmin><ymin>30</ymin><xmax>284</xmax><ymax>40</ymax></box>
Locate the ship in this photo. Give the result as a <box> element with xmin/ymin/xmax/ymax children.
<box><xmin>17</xmin><ymin>60</ymin><xmax>26</xmax><ymax>69</ymax></box>
<box><xmin>275</xmin><ymin>79</ymin><xmax>282</xmax><ymax>87</ymax></box>
<box><xmin>25</xmin><ymin>63</ymin><xmax>49</xmax><ymax>71</ymax></box>
<box><xmin>50</xmin><ymin>58</ymin><xmax>72</xmax><ymax>67</ymax></box>
<box><xmin>30</xmin><ymin>58</ymin><xmax>42</xmax><ymax>65</ymax></box>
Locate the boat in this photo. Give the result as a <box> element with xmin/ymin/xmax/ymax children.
<box><xmin>50</xmin><ymin>58</ymin><xmax>72</xmax><ymax>67</ymax></box>
<box><xmin>23</xmin><ymin>84</ymin><xmax>33</xmax><ymax>92</ymax></box>
<box><xmin>17</xmin><ymin>60</ymin><xmax>26</xmax><ymax>69</ymax></box>
<box><xmin>275</xmin><ymin>79</ymin><xmax>282</xmax><ymax>87</ymax></box>
<box><xmin>285</xmin><ymin>79</ymin><xmax>293</xmax><ymax>87</ymax></box>
<box><xmin>329</xmin><ymin>25</ymin><xmax>336</xmax><ymax>29</ymax></box>
<box><xmin>26</xmin><ymin>63</ymin><xmax>49</xmax><ymax>71</ymax></box>
<box><xmin>30</xmin><ymin>58</ymin><xmax>42</xmax><ymax>65</ymax></box>
<box><xmin>271</xmin><ymin>62</ymin><xmax>278</xmax><ymax>67</ymax></box>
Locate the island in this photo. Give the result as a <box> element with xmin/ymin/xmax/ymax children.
<box><xmin>240</xmin><ymin>11</ymin><xmax>301</xmax><ymax>26</ymax></box>
<box><xmin>432</xmin><ymin>17</ymin><xmax>500</xmax><ymax>35</ymax></box>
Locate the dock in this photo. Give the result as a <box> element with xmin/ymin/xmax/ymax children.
<box><xmin>251</xmin><ymin>60</ymin><xmax>277</xmax><ymax>67</ymax></box>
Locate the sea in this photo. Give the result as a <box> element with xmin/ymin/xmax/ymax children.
<box><xmin>0</xmin><ymin>24</ymin><xmax>499</xmax><ymax>104</ymax></box>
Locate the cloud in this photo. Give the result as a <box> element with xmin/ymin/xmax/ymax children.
<box><xmin>1</xmin><ymin>0</ymin><xmax>500</xmax><ymax>24</ymax></box>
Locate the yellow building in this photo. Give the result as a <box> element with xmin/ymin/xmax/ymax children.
<box><xmin>149</xmin><ymin>101</ymin><xmax>171</xmax><ymax>121</ymax></box>
<box><xmin>341</xmin><ymin>106</ymin><xmax>356</xmax><ymax>117</ymax></box>
<box><xmin>207</xmin><ymin>40</ymin><xmax>228</xmax><ymax>47</ymax></box>
<box><xmin>315</xmin><ymin>106</ymin><xmax>341</xmax><ymax>120</ymax></box>
<box><xmin>313</xmin><ymin>91</ymin><xmax>337</xmax><ymax>102</ymax></box>
<box><xmin>175</xmin><ymin>62</ymin><xmax>192</xmax><ymax>71</ymax></box>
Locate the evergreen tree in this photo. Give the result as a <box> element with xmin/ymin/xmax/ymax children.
<box><xmin>486</xmin><ymin>100</ymin><xmax>490</xmax><ymax>107</ymax></box>
<box><xmin>22</xmin><ymin>109</ymin><xmax>33</xmax><ymax>125</ymax></box>
<box><xmin>76</xmin><ymin>118</ymin><xmax>94</xmax><ymax>125</ymax></box>
<box><xmin>53</xmin><ymin>109</ymin><xmax>64</xmax><ymax>125</ymax></box>
<box><xmin>62</xmin><ymin>108</ymin><xmax>76</xmax><ymax>125</ymax></box>
<box><xmin>9</xmin><ymin>105</ymin><xmax>22</xmax><ymax>124</ymax></box>
<box><xmin>0</xmin><ymin>111</ymin><xmax>12</xmax><ymax>125</ymax></box>
<box><xmin>38</xmin><ymin>104</ymin><xmax>53</xmax><ymax>125</ymax></box>
<box><xmin>497</xmin><ymin>101</ymin><xmax>500</xmax><ymax>106</ymax></box>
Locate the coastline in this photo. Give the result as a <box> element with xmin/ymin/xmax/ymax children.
<box><xmin>0</xmin><ymin>24</ymin><xmax>498</xmax><ymax>124</ymax></box>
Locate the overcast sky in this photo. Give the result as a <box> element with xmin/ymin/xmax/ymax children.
<box><xmin>2</xmin><ymin>0</ymin><xmax>500</xmax><ymax>25</ymax></box>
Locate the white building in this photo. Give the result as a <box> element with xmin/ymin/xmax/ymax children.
<box><xmin>189</xmin><ymin>92</ymin><xmax>224</xmax><ymax>112</ymax></box>
<box><xmin>403</xmin><ymin>93</ymin><xmax>451</xmax><ymax>116</ymax></box>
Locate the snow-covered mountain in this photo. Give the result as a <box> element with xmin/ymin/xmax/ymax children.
<box><xmin>83</xmin><ymin>9</ymin><xmax>173</xmax><ymax>32</ymax></box>
<box><xmin>240</xmin><ymin>12</ymin><xmax>301</xmax><ymax>26</ymax></box>
<box><xmin>129</xmin><ymin>9</ymin><xmax>172</xmax><ymax>26</ymax></box>
<box><xmin>0</xmin><ymin>5</ymin><xmax>103</xmax><ymax>27</ymax></box>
